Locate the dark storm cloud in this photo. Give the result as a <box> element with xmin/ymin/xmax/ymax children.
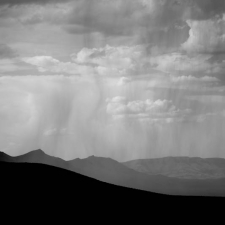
<box><xmin>62</xmin><ymin>0</ymin><xmax>218</xmax><ymax>48</ymax></box>
<box><xmin>190</xmin><ymin>0</ymin><xmax>225</xmax><ymax>20</ymax></box>
<box><xmin>1</xmin><ymin>0</ymin><xmax>225</xmax><ymax>56</ymax></box>
<box><xmin>65</xmin><ymin>0</ymin><xmax>189</xmax><ymax>36</ymax></box>
<box><xmin>140</xmin><ymin>23</ymin><xmax>190</xmax><ymax>54</ymax></box>
<box><xmin>160</xmin><ymin>0</ymin><xmax>225</xmax><ymax>21</ymax></box>
<box><xmin>62</xmin><ymin>0</ymin><xmax>193</xmax><ymax>53</ymax></box>
<box><xmin>65</xmin><ymin>0</ymin><xmax>145</xmax><ymax>37</ymax></box>
<box><xmin>0</xmin><ymin>44</ymin><xmax>18</xmax><ymax>59</ymax></box>
<box><xmin>0</xmin><ymin>0</ymin><xmax>71</xmax><ymax>6</ymax></box>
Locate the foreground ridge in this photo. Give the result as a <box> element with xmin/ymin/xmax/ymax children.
<box><xmin>1</xmin><ymin>149</ymin><xmax>225</xmax><ymax>196</ymax></box>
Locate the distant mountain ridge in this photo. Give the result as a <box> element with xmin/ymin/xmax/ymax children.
<box><xmin>123</xmin><ymin>157</ymin><xmax>225</xmax><ymax>179</ymax></box>
<box><xmin>1</xmin><ymin>149</ymin><xmax>225</xmax><ymax>196</ymax></box>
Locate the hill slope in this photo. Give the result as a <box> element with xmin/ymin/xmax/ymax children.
<box><xmin>1</xmin><ymin>150</ymin><xmax>225</xmax><ymax>196</ymax></box>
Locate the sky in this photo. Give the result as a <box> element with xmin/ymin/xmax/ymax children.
<box><xmin>1</xmin><ymin>0</ymin><xmax>225</xmax><ymax>162</ymax></box>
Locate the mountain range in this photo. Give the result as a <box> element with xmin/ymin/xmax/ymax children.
<box><xmin>1</xmin><ymin>149</ymin><xmax>225</xmax><ymax>196</ymax></box>
<box><xmin>123</xmin><ymin>157</ymin><xmax>225</xmax><ymax>179</ymax></box>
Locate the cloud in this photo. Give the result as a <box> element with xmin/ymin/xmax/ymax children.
<box><xmin>21</xmin><ymin>45</ymin><xmax>147</xmax><ymax>77</ymax></box>
<box><xmin>1</xmin><ymin>74</ymin><xmax>225</xmax><ymax>160</ymax></box>
<box><xmin>106</xmin><ymin>96</ymin><xmax>191</xmax><ymax>121</ymax></box>
<box><xmin>21</xmin><ymin>3</ymin><xmax>73</xmax><ymax>26</ymax></box>
<box><xmin>2</xmin><ymin>0</ymin><xmax>225</xmax><ymax>58</ymax></box>
<box><xmin>147</xmin><ymin>0</ymin><xmax>225</xmax><ymax>22</ymax></box>
<box><xmin>117</xmin><ymin>77</ymin><xmax>131</xmax><ymax>86</ymax></box>
<box><xmin>0</xmin><ymin>58</ymin><xmax>29</xmax><ymax>73</ymax></box>
<box><xmin>22</xmin><ymin>55</ymin><xmax>94</xmax><ymax>75</ymax></box>
<box><xmin>171</xmin><ymin>75</ymin><xmax>219</xmax><ymax>83</ymax></box>
<box><xmin>1</xmin><ymin>0</ymin><xmax>225</xmax><ymax>56</ymax></box>
<box><xmin>0</xmin><ymin>44</ymin><xmax>18</xmax><ymax>59</ymax></box>
<box><xmin>186</xmin><ymin>95</ymin><xmax>225</xmax><ymax>104</ymax></box>
<box><xmin>73</xmin><ymin>45</ymin><xmax>142</xmax><ymax>67</ymax></box>
<box><xmin>0</xmin><ymin>59</ymin><xmax>19</xmax><ymax>72</ymax></box>
<box><xmin>182</xmin><ymin>16</ymin><xmax>225</xmax><ymax>53</ymax></box>
<box><xmin>62</xmin><ymin>0</ymin><xmax>190</xmax><ymax>37</ymax></box>
<box><xmin>149</xmin><ymin>52</ymin><xmax>213</xmax><ymax>73</ymax></box>
<box><xmin>137</xmin><ymin>0</ymin><xmax>225</xmax><ymax>51</ymax></box>
<box><xmin>64</xmin><ymin>0</ymin><xmax>155</xmax><ymax>37</ymax></box>
<box><xmin>0</xmin><ymin>75</ymin><xmax>102</xmax><ymax>158</ymax></box>
<box><xmin>194</xmin><ymin>110</ymin><xmax>225</xmax><ymax>123</ymax></box>
<box><xmin>0</xmin><ymin>1</ymin><xmax>73</xmax><ymax>30</ymax></box>
<box><xmin>72</xmin><ymin>45</ymin><xmax>143</xmax><ymax>76</ymax></box>
<box><xmin>0</xmin><ymin>0</ymin><xmax>189</xmax><ymax>52</ymax></box>
<box><xmin>145</xmin><ymin>73</ymin><xmax>222</xmax><ymax>93</ymax></box>
<box><xmin>189</xmin><ymin>0</ymin><xmax>225</xmax><ymax>20</ymax></box>
<box><xmin>22</xmin><ymin>56</ymin><xmax>59</xmax><ymax>68</ymax></box>
<box><xmin>43</xmin><ymin>128</ymin><xmax>57</xmax><ymax>136</ymax></box>
<box><xmin>0</xmin><ymin>0</ymin><xmax>71</xmax><ymax>6</ymax></box>
<box><xmin>169</xmin><ymin>74</ymin><xmax>223</xmax><ymax>91</ymax></box>
<box><xmin>106</xmin><ymin>96</ymin><xmax>128</xmax><ymax>115</ymax></box>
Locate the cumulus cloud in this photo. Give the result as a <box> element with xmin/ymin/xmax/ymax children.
<box><xmin>22</xmin><ymin>55</ymin><xmax>94</xmax><ymax>75</ymax></box>
<box><xmin>117</xmin><ymin>77</ymin><xmax>131</xmax><ymax>86</ymax></box>
<box><xmin>72</xmin><ymin>45</ymin><xmax>143</xmax><ymax>76</ymax></box>
<box><xmin>21</xmin><ymin>45</ymin><xmax>147</xmax><ymax>77</ymax></box>
<box><xmin>22</xmin><ymin>56</ymin><xmax>59</xmax><ymax>68</ymax></box>
<box><xmin>149</xmin><ymin>52</ymin><xmax>213</xmax><ymax>73</ymax></box>
<box><xmin>106</xmin><ymin>96</ymin><xmax>127</xmax><ymax>115</ymax></box>
<box><xmin>106</xmin><ymin>96</ymin><xmax>191</xmax><ymax>121</ymax></box>
<box><xmin>182</xmin><ymin>15</ymin><xmax>225</xmax><ymax>53</ymax></box>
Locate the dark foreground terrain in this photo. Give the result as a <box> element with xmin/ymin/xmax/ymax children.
<box><xmin>1</xmin><ymin>149</ymin><xmax>225</xmax><ymax>197</ymax></box>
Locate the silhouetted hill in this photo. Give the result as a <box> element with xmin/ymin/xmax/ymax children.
<box><xmin>1</xmin><ymin>150</ymin><xmax>225</xmax><ymax>196</ymax></box>
<box><xmin>0</xmin><ymin>149</ymin><xmax>69</xmax><ymax>169</ymax></box>
<box><xmin>0</xmin><ymin>160</ymin><xmax>176</xmax><ymax>205</ymax></box>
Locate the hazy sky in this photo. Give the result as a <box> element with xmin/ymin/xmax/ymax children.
<box><xmin>1</xmin><ymin>0</ymin><xmax>225</xmax><ymax>161</ymax></box>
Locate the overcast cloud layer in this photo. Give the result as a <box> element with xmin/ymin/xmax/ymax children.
<box><xmin>1</xmin><ymin>0</ymin><xmax>225</xmax><ymax>161</ymax></box>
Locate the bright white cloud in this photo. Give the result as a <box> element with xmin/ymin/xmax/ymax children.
<box><xmin>117</xmin><ymin>76</ymin><xmax>131</xmax><ymax>86</ymax></box>
<box><xmin>22</xmin><ymin>56</ymin><xmax>59</xmax><ymax>68</ymax></box>
<box><xmin>106</xmin><ymin>96</ymin><xmax>191</xmax><ymax>120</ymax></box>
<box><xmin>72</xmin><ymin>45</ymin><xmax>143</xmax><ymax>76</ymax></box>
<box><xmin>22</xmin><ymin>45</ymin><xmax>144</xmax><ymax>76</ymax></box>
<box><xmin>22</xmin><ymin>55</ymin><xmax>94</xmax><ymax>75</ymax></box>
<box><xmin>182</xmin><ymin>15</ymin><xmax>225</xmax><ymax>53</ymax></box>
